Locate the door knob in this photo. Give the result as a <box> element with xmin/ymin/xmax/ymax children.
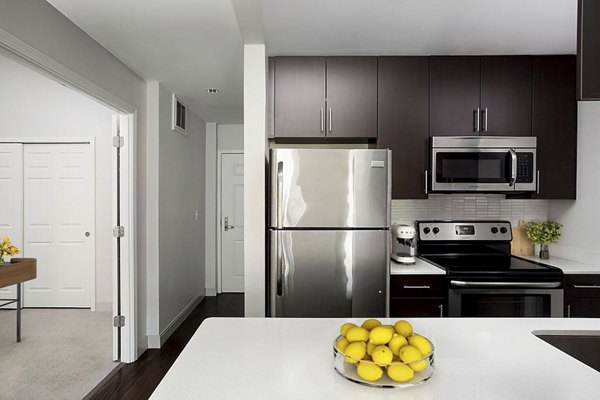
<box><xmin>85</xmin><ymin>232</ymin><xmax>91</xmax><ymax>237</ymax></box>
<box><xmin>224</xmin><ymin>217</ymin><xmax>234</xmax><ymax>231</ymax></box>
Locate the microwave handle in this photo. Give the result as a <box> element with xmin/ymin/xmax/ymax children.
<box><xmin>509</xmin><ymin>149</ymin><xmax>517</xmax><ymax>187</ymax></box>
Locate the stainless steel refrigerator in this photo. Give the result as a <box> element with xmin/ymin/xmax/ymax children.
<box><xmin>269</xmin><ymin>149</ymin><xmax>391</xmax><ymax>318</ymax></box>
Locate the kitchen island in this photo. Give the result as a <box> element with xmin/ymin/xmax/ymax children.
<box><xmin>150</xmin><ymin>318</ymin><xmax>600</xmax><ymax>399</ymax></box>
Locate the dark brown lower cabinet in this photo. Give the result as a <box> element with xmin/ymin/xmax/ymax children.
<box><xmin>390</xmin><ymin>275</ymin><xmax>446</xmax><ymax>318</ymax></box>
<box><xmin>565</xmin><ymin>275</ymin><xmax>600</xmax><ymax>318</ymax></box>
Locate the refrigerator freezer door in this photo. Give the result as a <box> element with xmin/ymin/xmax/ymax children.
<box><xmin>270</xmin><ymin>149</ymin><xmax>390</xmax><ymax>228</ymax></box>
<box><xmin>270</xmin><ymin>229</ymin><xmax>387</xmax><ymax>317</ymax></box>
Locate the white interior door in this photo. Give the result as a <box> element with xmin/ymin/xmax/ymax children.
<box><xmin>220</xmin><ymin>153</ymin><xmax>244</xmax><ymax>292</ymax></box>
<box><xmin>23</xmin><ymin>143</ymin><xmax>94</xmax><ymax>308</ymax></box>
<box><xmin>0</xmin><ymin>144</ymin><xmax>23</xmax><ymax>308</ymax></box>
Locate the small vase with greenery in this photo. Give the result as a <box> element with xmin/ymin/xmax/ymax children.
<box><xmin>0</xmin><ymin>236</ymin><xmax>20</xmax><ymax>266</ymax></box>
<box><xmin>524</xmin><ymin>221</ymin><xmax>562</xmax><ymax>260</ymax></box>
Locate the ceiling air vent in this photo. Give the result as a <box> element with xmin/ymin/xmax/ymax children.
<box><xmin>172</xmin><ymin>94</ymin><xmax>187</xmax><ymax>135</ymax></box>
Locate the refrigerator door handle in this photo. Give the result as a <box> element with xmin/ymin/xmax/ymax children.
<box><xmin>276</xmin><ymin>231</ymin><xmax>283</xmax><ymax>296</ymax></box>
<box><xmin>277</xmin><ymin>161</ymin><xmax>283</xmax><ymax>227</ymax></box>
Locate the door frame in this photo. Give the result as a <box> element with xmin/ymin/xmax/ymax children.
<box><xmin>0</xmin><ymin>28</ymin><xmax>138</xmax><ymax>362</ymax></box>
<box><xmin>1</xmin><ymin>138</ymin><xmax>97</xmax><ymax>310</ymax></box>
<box><xmin>216</xmin><ymin>150</ymin><xmax>244</xmax><ymax>294</ymax></box>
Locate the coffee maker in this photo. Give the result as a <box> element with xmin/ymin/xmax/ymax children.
<box><xmin>391</xmin><ymin>224</ymin><xmax>416</xmax><ymax>264</ymax></box>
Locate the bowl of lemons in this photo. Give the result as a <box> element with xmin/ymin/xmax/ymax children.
<box><xmin>333</xmin><ymin>319</ymin><xmax>434</xmax><ymax>388</ymax></box>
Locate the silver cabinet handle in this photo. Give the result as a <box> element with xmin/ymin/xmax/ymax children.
<box><xmin>536</xmin><ymin>170</ymin><xmax>540</xmax><ymax>195</ymax></box>
<box><xmin>276</xmin><ymin>232</ymin><xmax>283</xmax><ymax>296</ymax></box>
<box><xmin>403</xmin><ymin>285</ymin><xmax>431</xmax><ymax>289</ymax></box>
<box><xmin>328</xmin><ymin>107</ymin><xmax>332</xmax><ymax>133</ymax></box>
<box><xmin>509</xmin><ymin>149</ymin><xmax>517</xmax><ymax>187</ymax></box>
<box><xmin>224</xmin><ymin>217</ymin><xmax>234</xmax><ymax>231</ymax></box>
<box><xmin>439</xmin><ymin>304</ymin><xmax>444</xmax><ymax>318</ymax></box>
<box><xmin>567</xmin><ymin>304</ymin><xmax>571</xmax><ymax>318</ymax></box>
<box><xmin>451</xmin><ymin>280</ymin><xmax>562</xmax><ymax>288</ymax></box>
<box><xmin>320</xmin><ymin>108</ymin><xmax>324</xmax><ymax>133</ymax></box>
<box><xmin>424</xmin><ymin>170</ymin><xmax>428</xmax><ymax>195</ymax></box>
<box><xmin>483</xmin><ymin>107</ymin><xmax>488</xmax><ymax>132</ymax></box>
<box><xmin>573</xmin><ymin>284</ymin><xmax>600</xmax><ymax>289</ymax></box>
<box><xmin>473</xmin><ymin>107</ymin><xmax>481</xmax><ymax>132</ymax></box>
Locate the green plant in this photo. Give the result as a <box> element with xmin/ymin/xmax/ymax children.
<box><xmin>524</xmin><ymin>221</ymin><xmax>563</xmax><ymax>245</ymax></box>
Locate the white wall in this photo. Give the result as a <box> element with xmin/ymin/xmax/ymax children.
<box><xmin>0</xmin><ymin>53</ymin><xmax>114</xmax><ymax>310</ymax></box>
<box><xmin>205</xmin><ymin>123</ymin><xmax>218</xmax><ymax>296</ymax></box>
<box><xmin>218</xmin><ymin>124</ymin><xmax>244</xmax><ymax>150</ymax></box>
<box><xmin>148</xmin><ymin>83</ymin><xmax>206</xmax><ymax>344</ymax></box>
<box><xmin>0</xmin><ymin>0</ymin><xmax>149</xmax><ymax>357</ymax></box>
<box><xmin>548</xmin><ymin>102</ymin><xmax>600</xmax><ymax>266</ymax></box>
<box><xmin>243</xmin><ymin>45</ymin><xmax>267</xmax><ymax>317</ymax></box>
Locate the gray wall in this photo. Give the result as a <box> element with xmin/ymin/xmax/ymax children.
<box><xmin>549</xmin><ymin>102</ymin><xmax>600</xmax><ymax>266</ymax></box>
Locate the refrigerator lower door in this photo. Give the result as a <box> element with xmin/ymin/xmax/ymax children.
<box><xmin>270</xmin><ymin>229</ymin><xmax>387</xmax><ymax>317</ymax></box>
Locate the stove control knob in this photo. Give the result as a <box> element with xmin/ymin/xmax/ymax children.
<box><xmin>432</xmin><ymin>227</ymin><xmax>440</xmax><ymax>234</ymax></box>
<box><xmin>423</xmin><ymin>227</ymin><xmax>431</xmax><ymax>234</ymax></box>
<box><xmin>500</xmin><ymin>227</ymin><xmax>508</xmax><ymax>234</ymax></box>
<box><xmin>491</xmin><ymin>227</ymin><xmax>498</xmax><ymax>234</ymax></box>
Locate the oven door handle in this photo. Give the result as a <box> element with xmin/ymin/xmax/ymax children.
<box><xmin>450</xmin><ymin>280</ymin><xmax>562</xmax><ymax>289</ymax></box>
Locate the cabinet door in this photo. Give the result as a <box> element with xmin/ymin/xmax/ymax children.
<box><xmin>578</xmin><ymin>0</ymin><xmax>600</xmax><ymax>99</ymax></box>
<box><xmin>326</xmin><ymin>57</ymin><xmax>378</xmax><ymax>138</ymax></box>
<box><xmin>480</xmin><ymin>56</ymin><xmax>533</xmax><ymax>136</ymax></box>
<box><xmin>565</xmin><ymin>275</ymin><xmax>600</xmax><ymax>317</ymax></box>
<box><xmin>390</xmin><ymin>298</ymin><xmax>445</xmax><ymax>318</ymax></box>
<box><xmin>532</xmin><ymin>56</ymin><xmax>577</xmax><ymax>199</ymax></box>
<box><xmin>430</xmin><ymin>56</ymin><xmax>481</xmax><ymax>136</ymax></box>
<box><xmin>274</xmin><ymin>57</ymin><xmax>326</xmax><ymax>138</ymax></box>
<box><xmin>378</xmin><ymin>57</ymin><xmax>430</xmax><ymax>199</ymax></box>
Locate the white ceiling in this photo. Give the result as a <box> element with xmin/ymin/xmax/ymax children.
<box><xmin>46</xmin><ymin>0</ymin><xmax>578</xmax><ymax>123</ymax></box>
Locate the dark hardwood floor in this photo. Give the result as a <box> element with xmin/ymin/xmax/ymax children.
<box><xmin>89</xmin><ymin>294</ymin><xmax>244</xmax><ymax>400</ymax></box>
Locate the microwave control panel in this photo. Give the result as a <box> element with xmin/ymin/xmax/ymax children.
<box><xmin>516</xmin><ymin>153</ymin><xmax>534</xmax><ymax>183</ymax></box>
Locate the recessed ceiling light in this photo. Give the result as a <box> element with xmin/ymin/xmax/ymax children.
<box><xmin>205</xmin><ymin>88</ymin><xmax>219</xmax><ymax>94</ymax></box>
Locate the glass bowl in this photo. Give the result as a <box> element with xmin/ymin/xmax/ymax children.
<box><xmin>332</xmin><ymin>335</ymin><xmax>434</xmax><ymax>388</ymax></box>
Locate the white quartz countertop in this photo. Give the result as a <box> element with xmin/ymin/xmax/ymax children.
<box><xmin>515</xmin><ymin>255</ymin><xmax>600</xmax><ymax>274</ymax></box>
<box><xmin>390</xmin><ymin>257</ymin><xmax>445</xmax><ymax>275</ymax></box>
<box><xmin>151</xmin><ymin>317</ymin><xmax>600</xmax><ymax>400</ymax></box>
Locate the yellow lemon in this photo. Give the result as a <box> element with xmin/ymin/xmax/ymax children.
<box><xmin>394</xmin><ymin>320</ymin><xmax>413</xmax><ymax>337</ymax></box>
<box><xmin>382</xmin><ymin>324</ymin><xmax>396</xmax><ymax>334</ymax></box>
<box><xmin>388</xmin><ymin>335</ymin><xmax>408</xmax><ymax>355</ymax></box>
<box><xmin>340</xmin><ymin>322</ymin><xmax>356</xmax><ymax>337</ymax></box>
<box><xmin>366</xmin><ymin>341</ymin><xmax>376</xmax><ymax>356</ymax></box>
<box><xmin>371</xmin><ymin>345</ymin><xmax>394</xmax><ymax>365</ymax></box>
<box><xmin>356</xmin><ymin>361</ymin><xmax>383</xmax><ymax>381</ymax></box>
<box><xmin>344</xmin><ymin>342</ymin><xmax>367</xmax><ymax>364</ymax></box>
<box><xmin>346</xmin><ymin>326</ymin><xmax>369</xmax><ymax>342</ymax></box>
<box><xmin>398</xmin><ymin>345</ymin><xmax>422</xmax><ymax>363</ymax></box>
<box><xmin>336</xmin><ymin>337</ymin><xmax>350</xmax><ymax>352</ymax></box>
<box><xmin>387</xmin><ymin>364</ymin><xmax>415</xmax><ymax>382</ymax></box>
<box><xmin>408</xmin><ymin>334</ymin><xmax>432</xmax><ymax>355</ymax></box>
<box><xmin>361</xmin><ymin>319</ymin><xmax>382</xmax><ymax>331</ymax></box>
<box><xmin>409</xmin><ymin>359</ymin><xmax>429</xmax><ymax>372</ymax></box>
<box><xmin>369</xmin><ymin>326</ymin><xmax>394</xmax><ymax>345</ymax></box>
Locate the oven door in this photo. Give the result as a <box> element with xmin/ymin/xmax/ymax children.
<box><xmin>448</xmin><ymin>281</ymin><xmax>564</xmax><ymax>318</ymax></box>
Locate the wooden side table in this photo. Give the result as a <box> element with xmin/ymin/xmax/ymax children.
<box><xmin>0</xmin><ymin>258</ymin><xmax>37</xmax><ymax>342</ymax></box>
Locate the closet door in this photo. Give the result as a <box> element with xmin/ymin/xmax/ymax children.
<box><xmin>0</xmin><ymin>144</ymin><xmax>23</xmax><ymax>308</ymax></box>
<box><xmin>23</xmin><ymin>144</ymin><xmax>94</xmax><ymax>307</ymax></box>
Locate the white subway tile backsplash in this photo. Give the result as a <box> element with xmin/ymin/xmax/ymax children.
<box><xmin>391</xmin><ymin>194</ymin><xmax>549</xmax><ymax>225</ymax></box>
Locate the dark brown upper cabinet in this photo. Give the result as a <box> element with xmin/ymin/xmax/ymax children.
<box><xmin>271</xmin><ymin>56</ymin><xmax>377</xmax><ymax>139</ymax></box>
<box><xmin>326</xmin><ymin>57</ymin><xmax>378</xmax><ymax>138</ymax></box>
<box><xmin>430</xmin><ymin>56</ymin><xmax>481</xmax><ymax>136</ymax></box>
<box><xmin>431</xmin><ymin>56</ymin><xmax>533</xmax><ymax>137</ymax></box>
<box><xmin>532</xmin><ymin>55</ymin><xmax>577</xmax><ymax>200</ymax></box>
<box><xmin>480</xmin><ymin>56</ymin><xmax>532</xmax><ymax>136</ymax></box>
<box><xmin>273</xmin><ymin>57</ymin><xmax>326</xmax><ymax>138</ymax></box>
<box><xmin>578</xmin><ymin>0</ymin><xmax>600</xmax><ymax>100</ymax></box>
<box><xmin>378</xmin><ymin>57</ymin><xmax>430</xmax><ymax>199</ymax></box>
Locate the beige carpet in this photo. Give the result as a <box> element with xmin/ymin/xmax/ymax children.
<box><xmin>0</xmin><ymin>308</ymin><xmax>119</xmax><ymax>400</ymax></box>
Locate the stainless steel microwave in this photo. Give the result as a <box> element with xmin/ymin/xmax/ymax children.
<box><xmin>431</xmin><ymin>136</ymin><xmax>537</xmax><ymax>192</ymax></box>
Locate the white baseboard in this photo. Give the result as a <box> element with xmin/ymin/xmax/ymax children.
<box><xmin>206</xmin><ymin>287</ymin><xmax>217</xmax><ymax>296</ymax></box>
<box><xmin>147</xmin><ymin>294</ymin><xmax>205</xmax><ymax>349</ymax></box>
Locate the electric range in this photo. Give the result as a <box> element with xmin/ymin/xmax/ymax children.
<box><xmin>416</xmin><ymin>220</ymin><xmax>564</xmax><ymax>317</ymax></box>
